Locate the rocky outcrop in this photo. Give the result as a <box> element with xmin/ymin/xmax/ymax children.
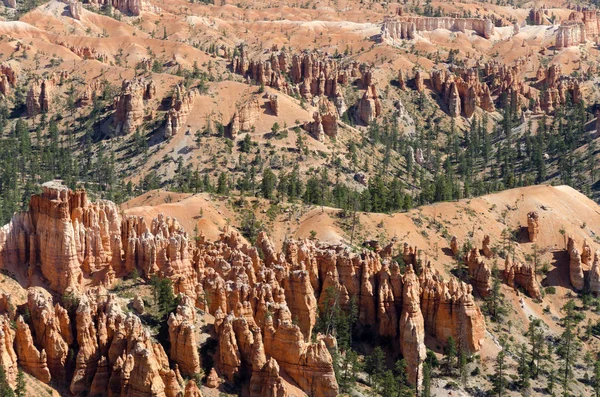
<box><xmin>568</xmin><ymin>236</ymin><xmax>585</xmax><ymax>291</ymax></box>
<box><xmin>268</xmin><ymin>94</ymin><xmax>279</xmax><ymax>116</ymax></box>
<box><xmin>27</xmin><ymin>289</ymin><xmax>71</xmax><ymax>382</ymax></box>
<box><xmin>232</xmin><ymin>49</ymin><xmax>361</xmax><ymax>106</ymax></box>
<box><xmin>303</xmin><ymin>98</ymin><xmax>339</xmax><ymax>140</ymax></box>
<box><xmin>466</xmin><ymin>248</ymin><xmax>491</xmax><ymax>297</ymax></box>
<box><xmin>87</xmin><ymin>0</ymin><xmax>150</xmax><ymax>15</ymax></box>
<box><xmin>68</xmin><ymin>0</ymin><xmax>83</xmax><ymax>19</ymax></box>
<box><xmin>382</xmin><ymin>16</ymin><xmax>494</xmax><ymax>41</ymax></box>
<box><xmin>419</xmin><ymin>265</ymin><xmax>485</xmax><ymax>353</ymax></box>
<box><xmin>399</xmin><ymin>265</ymin><xmax>426</xmax><ymax>387</ymax></box>
<box><xmin>4</xmin><ymin>188</ymin><xmax>487</xmax><ymax>395</ymax></box>
<box><xmin>556</xmin><ymin>21</ymin><xmax>586</xmax><ymax>49</ymax></box>
<box><xmin>0</xmin><ymin>64</ymin><xmax>17</xmax><ymax>96</ymax></box>
<box><xmin>504</xmin><ymin>257</ymin><xmax>541</xmax><ymax>299</ymax></box>
<box><xmin>229</xmin><ymin>96</ymin><xmax>260</xmax><ymax>138</ymax></box>
<box><xmin>450</xmin><ymin>236</ymin><xmax>459</xmax><ymax>256</ymax></box>
<box><xmin>165</xmin><ymin>84</ymin><xmax>197</xmax><ymax>138</ymax></box>
<box><xmin>398</xmin><ymin>70</ymin><xmax>406</xmax><ymax>90</ymax></box>
<box><xmin>0</xmin><ymin>314</ymin><xmax>17</xmax><ymax>388</ymax></box>
<box><xmin>168</xmin><ymin>296</ymin><xmax>201</xmax><ymax>376</ymax></box>
<box><xmin>206</xmin><ymin>367</ymin><xmax>220</xmax><ymax>388</ymax></box>
<box><xmin>114</xmin><ymin>78</ymin><xmax>155</xmax><ymax>135</ymax></box>
<box><xmin>582</xmin><ymin>9</ymin><xmax>600</xmax><ymax>38</ymax></box>
<box><xmin>0</xmin><ymin>180</ymin><xmax>197</xmax><ymax>296</ymax></box>
<box><xmin>132</xmin><ymin>295</ymin><xmax>144</xmax><ymax>314</ymax></box>
<box><xmin>527</xmin><ymin>211</ymin><xmax>540</xmax><ymax>242</ymax></box>
<box><xmin>582</xmin><ymin>239</ymin><xmax>593</xmax><ymax>266</ymax></box>
<box><xmin>26</xmin><ymin>79</ymin><xmax>53</xmax><ymax>116</ymax></box>
<box><xmin>14</xmin><ymin>315</ymin><xmax>51</xmax><ymax>383</ymax></box>
<box><xmin>482</xmin><ymin>235</ymin><xmax>492</xmax><ymax>258</ymax></box>
<box><xmin>184</xmin><ymin>379</ymin><xmax>203</xmax><ymax>397</ymax></box>
<box><xmin>590</xmin><ymin>251</ymin><xmax>600</xmax><ymax>295</ymax></box>
<box><xmin>357</xmin><ymin>84</ymin><xmax>381</xmax><ymax>124</ymax></box>
<box><xmin>414</xmin><ymin>70</ymin><xmax>425</xmax><ymax>93</ymax></box>
<box><xmin>529</xmin><ymin>8</ymin><xmax>548</xmax><ymax>25</ymax></box>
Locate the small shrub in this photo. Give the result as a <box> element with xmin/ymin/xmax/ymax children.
<box><xmin>545</xmin><ymin>286</ymin><xmax>556</xmax><ymax>295</ymax></box>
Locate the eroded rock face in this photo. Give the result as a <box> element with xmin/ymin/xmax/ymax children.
<box><xmin>269</xmin><ymin>94</ymin><xmax>279</xmax><ymax>116</ymax></box>
<box><xmin>568</xmin><ymin>236</ymin><xmax>585</xmax><ymax>291</ymax></box>
<box><xmin>527</xmin><ymin>211</ymin><xmax>540</xmax><ymax>242</ymax></box>
<box><xmin>382</xmin><ymin>16</ymin><xmax>494</xmax><ymax>40</ymax></box>
<box><xmin>504</xmin><ymin>257</ymin><xmax>541</xmax><ymax>299</ymax></box>
<box><xmin>590</xmin><ymin>251</ymin><xmax>600</xmax><ymax>295</ymax></box>
<box><xmin>114</xmin><ymin>78</ymin><xmax>155</xmax><ymax>135</ymax></box>
<box><xmin>88</xmin><ymin>0</ymin><xmax>150</xmax><ymax>15</ymax></box>
<box><xmin>68</xmin><ymin>0</ymin><xmax>83</xmax><ymax>19</ymax></box>
<box><xmin>0</xmin><ymin>314</ymin><xmax>17</xmax><ymax>388</ymax></box>
<box><xmin>466</xmin><ymin>248</ymin><xmax>491</xmax><ymax>297</ymax></box>
<box><xmin>482</xmin><ymin>235</ymin><xmax>493</xmax><ymax>258</ymax></box>
<box><xmin>1</xmin><ymin>181</ymin><xmax>199</xmax><ymax>296</ymax></box>
<box><xmin>0</xmin><ymin>64</ymin><xmax>17</xmax><ymax>96</ymax></box>
<box><xmin>450</xmin><ymin>236</ymin><xmax>459</xmax><ymax>256</ymax></box>
<box><xmin>556</xmin><ymin>21</ymin><xmax>586</xmax><ymax>49</ymax></box>
<box><xmin>168</xmin><ymin>296</ymin><xmax>201</xmax><ymax>376</ymax></box>
<box><xmin>399</xmin><ymin>265</ymin><xmax>426</xmax><ymax>387</ymax></box>
<box><xmin>206</xmin><ymin>367</ymin><xmax>220</xmax><ymax>388</ymax></box>
<box><xmin>26</xmin><ymin>79</ymin><xmax>53</xmax><ymax>116</ymax></box>
<box><xmin>4</xmin><ymin>188</ymin><xmax>486</xmax><ymax>395</ymax></box>
<box><xmin>304</xmin><ymin>98</ymin><xmax>339</xmax><ymax>140</ymax></box>
<box><xmin>357</xmin><ymin>84</ymin><xmax>381</xmax><ymax>125</ymax></box>
<box><xmin>27</xmin><ymin>289</ymin><xmax>71</xmax><ymax>382</ymax></box>
<box><xmin>232</xmin><ymin>49</ymin><xmax>361</xmax><ymax>105</ymax></box>
<box><xmin>14</xmin><ymin>315</ymin><xmax>51</xmax><ymax>383</ymax></box>
<box><xmin>165</xmin><ymin>84</ymin><xmax>197</xmax><ymax>138</ymax></box>
<box><xmin>229</xmin><ymin>96</ymin><xmax>260</xmax><ymax>138</ymax></box>
<box><xmin>419</xmin><ymin>265</ymin><xmax>485</xmax><ymax>352</ymax></box>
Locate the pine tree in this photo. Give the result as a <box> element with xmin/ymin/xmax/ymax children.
<box><xmin>0</xmin><ymin>365</ymin><xmax>14</xmax><ymax>397</ymax></box>
<box><xmin>459</xmin><ymin>350</ymin><xmax>468</xmax><ymax>388</ymax></box>
<box><xmin>444</xmin><ymin>336</ymin><xmax>457</xmax><ymax>375</ymax></box>
<box><xmin>557</xmin><ymin>300</ymin><xmax>581</xmax><ymax>397</ymax></box>
<box><xmin>518</xmin><ymin>343</ymin><xmax>531</xmax><ymax>391</ymax></box>
<box><xmin>593</xmin><ymin>360</ymin><xmax>600</xmax><ymax>397</ymax></box>
<box><xmin>422</xmin><ymin>362</ymin><xmax>432</xmax><ymax>397</ymax></box>
<box><xmin>15</xmin><ymin>369</ymin><xmax>24</xmax><ymax>397</ymax></box>
<box><xmin>216</xmin><ymin>172</ymin><xmax>229</xmax><ymax>195</ymax></box>
<box><xmin>486</xmin><ymin>264</ymin><xmax>507</xmax><ymax>322</ymax></box>
<box><xmin>494</xmin><ymin>348</ymin><xmax>507</xmax><ymax>397</ymax></box>
<box><xmin>261</xmin><ymin>168</ymin><xmax>277</xmax><ymax>199</ymax></box>
<box><xmin>526</xmin><ymin>317</ymin><xmax>544</xmax><ymax>378</ymax></box>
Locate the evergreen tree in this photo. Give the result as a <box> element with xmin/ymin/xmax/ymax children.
<box><xmin>216</xmin><ymin>172</ymin><xmax>229</xmax><ymax>195</ymax></box>
<box><xmin>557</xmin><ymin>300</ymin><xmax>581</xmax><ymax>397</ymax></box>
<box><xmin>14</xmin><ymin>369</ymin><xmax>24</xmax><ymax>397</ymax></box>
<box><xmin>261</xmin><ymin>168</ymin><xmax>277</xmax><ymax>199</ymax></box>
<box><xmin>486</xmin><ymin>264</ymin><xmax>507</xmax><ymax>322</ymax></box>
<box><xmin>0</xmin><ymin>365</ymin><xmax>14</xmax><ymax>397</ymax></box>
<box><xmin>422</xmin><ymin>362</ymin><xmax>432</xmax><ymax>397</ymax></box>
<box><xmin>443</xmin><ymin>336</ymin><xmax>457</xmax><ymax>375</ymax></box>
<box><xmin>526</xmin><ymin>317</ymin><xmax>544</xmax><ymax>378</ymax></box>
<box><xmin>593</xmin><ymin>360</ymin><xmax>600</xmax><ymax>397</ymax></box>
<box><xmin>494</xmin><ymin>346</ymin><xmax>507</xmax><ymax>397</ymax></box>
